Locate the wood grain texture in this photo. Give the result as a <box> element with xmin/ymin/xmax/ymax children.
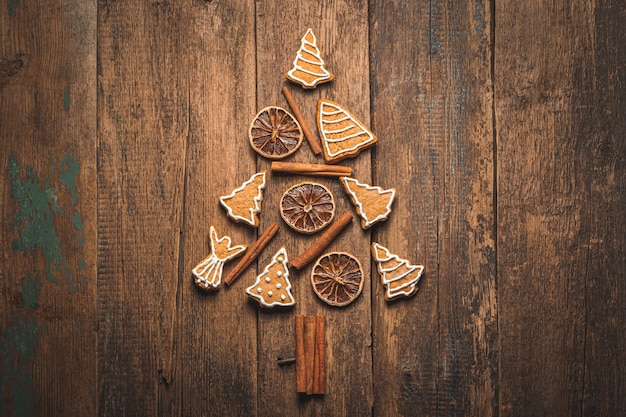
<box><xmin>496</xmin><ymin>0</ymin><xmax>626</xmax><ymax>415</ymax></box>
<box><xmin>97</xmin><ymin>1</ymin><xmax>187</xmax><ymax>415</ymax></box>
<box><xmin>1</xmin><ymin>1</ymin><xmax>624</xmax><ymax>416</ymax></box>
<box><xmin>159</xmin><ymin>1</ymin><xmax>259</xmax><ymax>416</ymax></box>
<box><xmin>255</xmin><ymin>1</ymin><xmax>373</xmax><ymax>415</ymax></box>
<box><xmin>579</xmin><ymin>4</ymin><xmax>626</xmax><ymax>415</ymax></box>
<box><xmin>370</xmin><ymin>0</ymin><xmax>496</xmax><ymax>416</ymax></box>
<box><xmin>0</xmin><ymin>1</ymin><xmax>97</xmax><ymax>416</ymax></box>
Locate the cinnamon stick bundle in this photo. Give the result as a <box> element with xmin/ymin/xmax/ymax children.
<box><xmin>295</xmin><ymin>315</ymin><xmax>326</xmax><ymax>395</ymax></box>
<box><xmin>223</xmin><ymin>222</ymin><xmax>279</xmax><ymax>285</ymax></box>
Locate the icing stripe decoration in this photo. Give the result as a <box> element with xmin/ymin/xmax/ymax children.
<box><xmin>285</xmin><ymin>28</ymin><xmax>334</xmax><ymax>89</ymax></box>
<box><xmin>192</xmin><ymin>226</ymin><xmax>247</xmax><ymax>291</ymax></box>
<box><xmin>371</xmin><ymin>242</ymin><xmax>424</xmax><ymax>301</ymax></box>
<box><xmin>317</xmin><ymin>99</ymin><xmax>378</xmax><ymax>163</ymax></box>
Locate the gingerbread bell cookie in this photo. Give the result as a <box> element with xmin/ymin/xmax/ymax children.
<box><xmin>246</xmin><ymin>247</ymin><xmax>295</xmax><ymax>308</ymax></box>
<box><xmin>220</xmin><ymin>171</ymin><xmax>267</xmax><ymax>228</ymax></box>
<box><xmin>317</xmin><ymin>99</ymin><xmax>378</xmax><ymax>163</ymax></box>
<box><xmin>285</xmin><ymin>28</ymin><xmax>334</xmax><ymax>89</ymax></box>
<box><xmin>371</xmin><ymin>242</ymin><xmax>424</xmax><ymax>301</ymax></box>
<box><xmin>341</xmin><ymin>177</ymin><xmax>395</xmax><ymax>229</ymax></box>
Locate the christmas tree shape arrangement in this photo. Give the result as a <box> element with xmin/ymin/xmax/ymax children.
<box><xmin>246</xmin><ymin>247</ymin><xmax>295</xmax><ymax>308</ymax></box>
<box><xmin>285</xmin><ymin>28</ymin><xmax>334</xmax><ymax>89</ymax></box>
<box><xmin>219</xmin><ymin>171</ymin><xmax>267</xmax><ymax>227</ymax></box>
<box><xmin>192</xmin><ymin>226</ymin><xmax>247</xmax><ymax>291</ymax></box>
<box><xmin>341</xmin><ymin>177</ymin><xmax>395</xmax><ymax>229</ymax></box>
<box><xmin>371</xmin><ymin>242</ymin><xmax>424</xmax><ymax>301</ymax></box>
<box><xmin>317</xmin><ymin>99</ymin><xmax>378</xmax><ymax>163</ymax></box>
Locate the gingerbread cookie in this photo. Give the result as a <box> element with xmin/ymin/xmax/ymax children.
<box><xmin>341</xmin><ymin>177</ymin><xmax>395</xmax><ymax>229</ymax></box>
<box><xmin>317</xmin><ymin>99</ymin><xmax>378</xmax><ymax>163</ymax></box>
<box><xmin>220</xmin><ymin>171</ymin><xmax>267</xmax><ymax>227</ymax></box>
<box><xmin>192</xmin><ymin>226</ymin><xmax>247</xmax><ymax>291</ymax></box>
<box><xmin>371</xmin><ymin>242</ymin><xmax>424</xmax><ymax>301</ymax></box>
<box><xmin>285</xmin><ymin>28</ymin><xmax>334</xmax><ymax>89</ymax></box>
<box><xmin>246</xmin><ymin>247</ymin><xmax>295</xmax><ymax>308</ymax></box>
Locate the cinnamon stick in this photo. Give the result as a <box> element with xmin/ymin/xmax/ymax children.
<box><xmin>271</xmin><ymin>161</ymin><xmax>352</xmax><ymax>178</ymax></box>
<box><xmin>281</xmin><ymin>85</ymin><xmax>322</xmax><ymax>155</ymax></box>
<box><xmin>224</xmin><ymin>222</ymin><xmax>279</xmax><ymax>285</ymax></box>
<box><xmin>295</xmin><ymin>315</ymin><xmax>306</xmax><ymax>393</ymax></box>
<box><xmin>313</xmin><ymin>316</ymin><xmax>325</xmax><ymax>394</ymax></box>
<box><xmin>304</xmin><ymin>316</ymin><xmax>317</xmax><ymax>395</ymax></box>
<box><xmin>290</xmin><ymin>212</ymin><xmax>353</xmax><ymax>270</ymax></box>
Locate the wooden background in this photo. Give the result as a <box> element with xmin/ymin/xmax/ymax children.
<box><xmin>1</xmin><ymin>0</ymin><xmax>624</xmax><ymax>416</ymax></box>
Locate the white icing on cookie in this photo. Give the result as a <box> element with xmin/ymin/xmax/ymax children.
<box><xmin>318</xmin><ymin>100</ymin><xmax>377</xmax><ymax>160</ymax></box>
<box><xmin>341</xmin><ymin>177</ymin><xmax>396</xmax><ymax>229</ymax></box>
<box><xmin>371</xmin><ymin>242</ymin><xmax>424</xmax><ymax>300</ymax></box>
<box><xmin>246</xmin><ymin>247</ymin><xmax>295</xmax><ymax>308</ymax></box>
<box><xmin>286</xmin><ymin>28</ymin><xmax>333</xmax><ymax>88</ymax></box>
<box><xmin>219</xmin><ymin>171</ymin><xmax>266</xmax><ymax>227</ymax></box>
<box><xmin>192</xmin><ymin>226</ymin><xmax>247</xmax><ymax>290</ymax></box>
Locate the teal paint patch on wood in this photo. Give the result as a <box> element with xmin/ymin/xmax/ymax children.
<box><xmin>19</xmin><ymin>276</ymin><xmax>42</xmax><ymax>309</ymax></box>
<box><xmin>78</xmin><ymin>259</ymin><xmax>86</xmax><ymax>269</ymax></box>
<box><xmin>0</xmin><ymin>276</ymin><xmax>41</xmax><ymax>417</ymax></box>
<box><xmin>72</xmin><ymin>211</ymin><xmax>83</xmax><ymax>231</ymax></box>
<box><xmin>63</xmin><ymin>85</ymin><xmax>70</xmax><ymax>110</ymax></box>
<box><xmin>7</xmin><ymin>0</ymin><xmax>18</xmax><ymax>17</ymax></box>
<box><xmin>9</xmin><ymin>153</ymin><xmax>79</xmax><ymax>293</ymax></box>
<box><xmin>10</xmin><ymin>154</ymin><xmax>64</xmax><ymax>284</ymax></box>
<box><xmin>60</xmin><ymin>152</ymin><xmax>79</xmax><ymax>205</ymax></box>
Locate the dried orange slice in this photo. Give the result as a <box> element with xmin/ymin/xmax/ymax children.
<box><xmin>280</xmin><ymin>182</ymin><xmax>335</xmax><ymax>234</ymax></box>
<box><xmin>249</xmin><ymin>106</ymin><xmax>303</xmax><ymax>159</ymax></box>
<box><xmin>311</xmin><ymin>252</ymin><xmax>364</xmax><ymax>307</ymax></box>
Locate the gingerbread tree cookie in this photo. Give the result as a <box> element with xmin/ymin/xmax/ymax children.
<box><xmin>341</xmin><ymin>177</ymin><xmax>395</xmax><ymax>229</ymax></box>
<box><xmin>285</xmin><ymin>28</ymin><xmax>334</xmax><ymax>89</ymax></box>
<box><xmin>246</xmin><ymin>247</ymin><xmax>295</xmax><ymax>308</ymax></box>
<box><xmin>371</xmin><ymin>242</ymin><xmax>424</xmax><ymax>301</ymax></box>
<box><xmin>317</xmin><ymin>99</ymin><xmax>378</xmax><ymax>163</ymax></box>
<box><xmin>219</xmin><ymin>171</ymin><xmax>267</xmax><ymax>227</ymax></box>
<box><xmin>192</xmin><ymin>226</ymin><xmax>247</xmax><ymax>291</ymax></box>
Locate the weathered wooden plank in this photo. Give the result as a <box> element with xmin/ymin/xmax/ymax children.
<box><xmin>496</xmin><ymin>0</ymin><xmax>625</xmax><ymax>415</ymax></box>
<box><xmin>579</xmin><ymin>3</ymin><xmax>626</xmax><ymax>415</ymax></box>
<box><xmin>0</xmin><ymin>1</ymin><xmax>97</xmax><ymax>416</ymax></box>
<box><xmin>157</xmin><ymin>1</ymin><xmax>259</xmax><ymax>416</ymax></box>
<box><xmin>97</xmin><ymin>1</ymin><xmax>187</xmax><ymax>415</ymax></box>
<box><xmin>254</xmin><ymin>1</ymin><xmax>373</xmax><ymax>415</ymax></box>
<box><xmin>370</xmin><ymin>0</ymin><xmax>497</xmax><ymax>416</ymax></box>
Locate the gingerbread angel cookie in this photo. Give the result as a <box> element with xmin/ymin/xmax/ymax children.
<box><xmin>220</xmin><ymin>171</ymin><xmax>267</xmax><ymax>227</ymax></box>
<box><xmin>246</xmin><ymin>247</ymin><xmax>295</xmax><ymax>308</ymax></box>
<box><xmin>317</xmin><ymin>99</ymin><xmax>378</xmax><ymax>163</ymax></box>
<box><xmin>341</xmin><ymin>177</ymin><xmax>395</xmax><ymax>229</ymax></box>
<box><xmin>285</xmin><ymin>28</ymin><xmax>334</xmax><ymax>89</ymax></box>
<box><xmin>371</xmin><ymin>242</ymin><xmax>424</xmax><ymax>301</ymax></box>
<box><xmin>192</xmin><ymin>226</ymin><xmax>247</xmax><ymax>291</ymax></box>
